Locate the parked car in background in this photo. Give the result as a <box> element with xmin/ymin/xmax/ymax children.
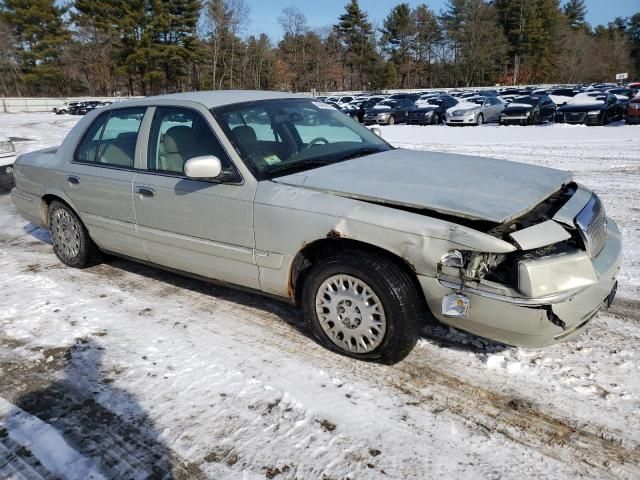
<box><xmin>555</xmin><ymin>92</ymin><xmax>624</xmax><ymax>125</ymax></box>
<box><xmin>9</xmin><ymin>91</ymin><xmax>622</xmax><ymax>363</ymax></box>
<box><xmin>407</xmin><ymin>95</ymin><xmax>458</xmax><ymax>125</ymax></box>
<box><xmin>387</xmin><ymin>93</ymin><xmax>420</xmax><ymax>103</ymax></box>
<box><xmin>324</xmin><ymin>96</ymin><xmax>354</xmax><ymax>108</ymax></box>
<box><xmin>363</xmin><ymin>99</ymin><xmax>413</xmax><ymax>125</ymax></box>
<box><xmin>626</xmin><ymin>95</ymin><xmax>640</xmax><ymax>124</ymax></box>
<box><xmin>76</xmin><ymin>101</ymin><xmax>103</xmax><ymax>115</ymax></box>
<box><xmin>499</xmin><ymin>95</ymin><xmax>556</xmax><ymax>125</ymax></box>
<box><xmin>445</xmin><ymin>96</ymin><xmax>505</xmax><ymax>126</ymax></box>
<box><xmin>474</xmin><ymin>90</ymin><xmax>499</xmax><ymax>97</ymax></box>
<box><xmin>548</xmin><ymin>88</ymin><xmax>581</xmax><ymax>106</ymax></box>
<box><xmin>342</xmin><ymin>97</ymin><xmax>385</xmax><ymax>123</ymax></box>
<box><xmin>68</xmin><ymin>103</ymin><xmax>86</xmax><ymax>115</ymax></box>
<box><xmin>0</xmin><ymin>132</ymin><xmax>16</xmax><ymax>190</ymax></box>
<box><xmin>54</xmin><ymin>102</ymin><xmax>81</xmax><ymax>115</ymax></box>
<box><xmin>606</xmin><ymin>87</ymin><xmax>634</xmax><ymax>110</ymax></box>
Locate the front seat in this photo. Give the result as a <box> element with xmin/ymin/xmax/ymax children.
<box><xmin>161</xmin><ymin>126</ymin><xmax>196</xmax><ymax>173</ymax></box>
<box><xmin>231</xmin><ymin>125</ymin><xmax>258</xmax><ymax>148</ymax></box>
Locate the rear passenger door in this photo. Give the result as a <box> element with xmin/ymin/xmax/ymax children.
<box><xmin>132</xmin><ymin>106</ymin><xmax>260</xmax><ymax>289</ymax></box>
<box><xmin>65</xmin><ymin>107</ymin><xmax>148</xmax><ymax>259</ymax></box>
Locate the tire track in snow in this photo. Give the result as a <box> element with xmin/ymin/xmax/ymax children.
<box><xmin>82</xmin><ymin>257</ymin><xmax>640</xmax><ymax>479</ymax></box>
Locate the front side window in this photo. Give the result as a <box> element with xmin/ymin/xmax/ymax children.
<box><xmin>148</xmin><ymin>107</ymin><xmax>236</xmax><ymax>178</ymax></box>
<box><xmin>213</xmin><ymin>98</ymin><xmax>392</xmax><ymax>179</ymax></box>
<box><xmin>75</xmin><ymin>108</ymin><xmax>145</xmax><ymax>168</ymax></box>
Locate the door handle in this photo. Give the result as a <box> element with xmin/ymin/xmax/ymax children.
<box><xmin>68</xmin><ymin>176</ymin><xmax>79</xmax><ymax>185</ymax></box>
<box><xmin>136</xmin><ymin>186</ymin><xmax>155</xmax><ymax>197</ymax></box>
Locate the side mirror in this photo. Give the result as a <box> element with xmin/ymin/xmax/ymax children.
<box><xmin>184</xmin><ymin>155</ymin><xmax>222</xmax><ymax>179</ymax></box>
<box><xmin>371</xmin><ymin>127</ymin><xmax>382</xmax><ymax>137</ymax></box>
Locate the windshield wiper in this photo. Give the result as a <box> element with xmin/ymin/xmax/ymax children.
<box><xmin>333</xmin><ymin>147</ymin><xmax>385</xmax><ymax>161</ymax></box>
<box><xmin>268</xmin><ymin>158</ymin><xmax>333</xmax><ymax>176</ymax></box>
<box><xmin>268</xmin><ymin>147</ymin><xmax>387</xmax><ymax>178</ymax></box>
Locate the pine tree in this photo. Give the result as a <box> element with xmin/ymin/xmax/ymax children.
<box><xmin>0</xmin><ymin>0</ymin><xmax>71</xmax><ymax>95</ymax></box>
<box><xmin>413</xmin><ymin>4</ymin><xmax>442</xmax><ymax>87</ymax></box>
<box><xmin>334</xmin><ymin>0</ymin><xmax>378</xmax><ymax>90</ymax></box>
<box><xmin>563</xmin><ymin>0</ymin><xmax>588</xmax><ymax>30</ymax></box>
<box><xmin>380</xmin><ymin>3</ymin><xmax>415</xmax><ymax>88</ymax></box>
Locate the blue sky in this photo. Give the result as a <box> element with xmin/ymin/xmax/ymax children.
<box><xmin>245</xmin><ymin>0</ymin><xmax>640</xmax><ymax>40</ymax></box>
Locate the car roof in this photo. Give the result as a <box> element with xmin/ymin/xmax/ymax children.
<box><xmin>121</xmin><ymin>90</ymin><xmax>311</xmax><ymax>109</ymax></box>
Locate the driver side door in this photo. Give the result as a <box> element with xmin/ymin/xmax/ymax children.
<box><xmin>132</xmin><ymin>105</ymin><xmax>260</xmax><ymax>289</ymax></box>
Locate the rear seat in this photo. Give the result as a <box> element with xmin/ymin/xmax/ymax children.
<box><xmin>99</xmin><ymin>132</ymin><xmax>137</xmax><ymax>167</ymax></box>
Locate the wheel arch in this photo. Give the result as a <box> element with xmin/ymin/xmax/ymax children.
<box><xmin>40</xmin><ymin>193</ymin><xmax>78</xmax><ymax>228</ymax></box>
<box><xmin>289</xmin><ymin>237</ymin><xmax>428</xmax><ymax>312</ymax></box>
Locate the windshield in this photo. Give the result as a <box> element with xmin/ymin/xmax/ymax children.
<box><xmin>212</xmin><ymin>98</ymin><xmax>392</xmax><ymax>179</ymax></box>
<box><xmin>512</xmin><ymin>96</ymin><xmax>540</xmax><ymax>106</ymax></box>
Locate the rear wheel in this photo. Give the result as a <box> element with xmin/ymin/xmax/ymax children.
<box><xmin>49</xmin><ymin>201</ymin><xmax>102</xmax><ymax>268</ymax></box>
<box><xmin>302</xmin><ymin>250</ymin><xmax>420</xmax><ymax>364</ymax></box>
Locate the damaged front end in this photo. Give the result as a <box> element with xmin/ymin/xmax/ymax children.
<box><xmin>433</xmin><ymin>183</ymin><xmax>621</xmax><ymax>345</ymax></box>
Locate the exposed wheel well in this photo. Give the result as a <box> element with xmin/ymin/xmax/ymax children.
<box><xmin>289</xmin><ymin>238</ymin><xmax>428</xmax><ymax>313</ymax></box>
<box><xmin>41</xmin><ymin>194</ymin><xmax>72</xmax><ymax>227</ymax></box>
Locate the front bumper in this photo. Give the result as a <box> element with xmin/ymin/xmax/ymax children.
<box><xmin>556</xmin><ymin>112</ymin><xmax>602</xmax><ymax>125</ymax></box>
<box><xmin>446</xmin><ymin>113</ymin><xmax>477</xmax><ymax>125</ymax></box>
<box><xmin>407</xmin><ymin>113</ymin><xmax>435</xmax><ymax>125</ymax></box>
<box><xmin>500</xmin><ymin>114</ymin><xmax>530</xmax><ymax>124</ymax></box>
<box><xmin>363</xmin><ymin>115</ymin><xmax>391</xmax><ymax>125</ymax></box>
<box><xmin>419</xmin><ymin>218</ymin><xmax>622</xmax><ymax>347</ymax></box>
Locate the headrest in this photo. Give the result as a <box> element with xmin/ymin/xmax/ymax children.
<box><xmin>231</xmin><ymin>125</ymin><xmax>257</xmax><ymax>145</ymax></box>
<box><xmin>163</xmin><ymin>125</ymin><xmax>195</xmax><ymax>154</ymax></box>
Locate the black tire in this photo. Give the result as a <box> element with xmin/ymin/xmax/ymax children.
<box><xmin>601</xmin><ymin>112</ymin><xmax>608</xmax><ymax>125</ymax></box>
<box><xmin>431</xmin><ymin>113</ymin><xmax>439</xmax><ymax>125</ymax></box>
<box><xmin>49</xmin><ymin>200</ymin><xmax>102</xmax><ymax>268</ymax></box>
<box><xmin>529</xmin><ymin>112</ymin><xmax>539</xmax><ymax>125</ymax></box>
<box><xmin>302</xmin><ymin>250</ymin><xmax>421</xmax><ymax>364</ymax></box>
<box><xmin>476</xmin><ymin>114</ymin><xmax>484</xmax><ymax>126</ymax></box>
<box><xmin>388</xmin><ymin>115</ymin><xmax>395</xmax><ymax>125</ymax></box>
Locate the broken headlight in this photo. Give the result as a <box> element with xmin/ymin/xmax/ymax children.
<box><xmin>438</xmin><ymin>250</ymin><xmax>506</xmax><ymax>282</ymax></box>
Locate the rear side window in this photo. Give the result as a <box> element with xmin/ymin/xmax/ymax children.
<box><xmin>74</xmin><ymin>108</ymin><xmax>145</xmax><ymax>168</ymax></box>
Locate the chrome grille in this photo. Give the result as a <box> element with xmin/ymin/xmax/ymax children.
<box><xmin>576</xmin><ymin>194</ymin><xmax>607</xmax><ymax>258</ymax></box>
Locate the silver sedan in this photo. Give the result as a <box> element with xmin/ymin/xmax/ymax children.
<box><xmin>11</xmin><ymin>91</ymin><xmax>621</xmax><ymax>363</ymax></box>
<box><xmin>445</xmin><ymin>96</ymin><xmax>505</xmax><ymax>125</ymax></box>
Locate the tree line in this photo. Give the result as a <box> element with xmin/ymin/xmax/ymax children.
<box><xmin>0</xmin><ymin>0</ymin><xmax>638</xmax><ymax>97</ymax></box>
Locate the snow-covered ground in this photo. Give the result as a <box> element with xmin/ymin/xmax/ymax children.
<box><xmin>1</xmin><ymin>113</ymin><xmax>639</xmax><ymax>479</ymax></box>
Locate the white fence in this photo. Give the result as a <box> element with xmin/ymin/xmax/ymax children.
<box><xmin>1</xmin><ymin>97</ymin><xmax>142</xmax><ymax>113</ymax></box>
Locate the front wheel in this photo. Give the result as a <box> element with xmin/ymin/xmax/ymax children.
<box><xmin>302</xmin><ymin>250</ymin><xmax>421</xmax><ymax>364</ymax></box>
<box><xmin>476</xmin><ymin>114</ymin><xmax>484</xmax><ymax>126</ymax></box>
<box><xmin>387</xmin><ymin>115</ymin><xmax>395</xmax><ymax>126</ymax></box>
<box><xmin>49</xmin><ymin>201</ymin><xmax>102</xmax><ymax>268</ymax></box>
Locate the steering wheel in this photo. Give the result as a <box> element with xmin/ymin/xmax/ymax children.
<box><xmin>304</xmin><ymin>137</ymin><xmax>329</xmax><ymax>150</ymax></box>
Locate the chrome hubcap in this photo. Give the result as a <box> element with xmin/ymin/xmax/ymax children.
<box><xmin>315</xmin><ymin>274</ymin><xmax>386</xmax><ymax>353</ymax></box>
<box><xmin>51</xmin><ymin>209</ymin><xmax>81</xmax><ymax>259</ymax></box>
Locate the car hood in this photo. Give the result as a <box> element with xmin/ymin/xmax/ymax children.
<box><xmin>504</xmin><ymin>103</ymin><xmax>535</xmax><ymax>112</ymax></box>
<box><xmin>273</xmin><ymin>149</ymin><xmax>572</xmax><ymax>224</ymax></box>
